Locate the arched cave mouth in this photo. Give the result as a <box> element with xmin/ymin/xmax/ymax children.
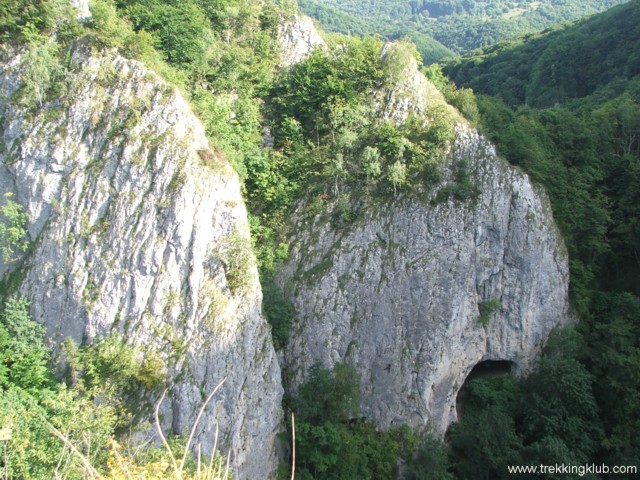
<box><xmin>455</xmin><ymin>360</ymin><xmax>515</xmax><ymax>420</ymax></box>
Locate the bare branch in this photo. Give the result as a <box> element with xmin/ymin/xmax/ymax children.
<box><xmin>291</xmin><ymin>413</ymin><xmax>296</xmax><ymax>480</ymax></box>
<box><xmin>44</xmin><ymin>420</ymin><xmax>105</xmax><ymax>480</ymax></box>
<box><xmin>179</xmin><ymin>377</ymin><xmax>227</xmax><ymax>472</ymax></box>
<box><xmin>154</xmin><ymin>389</ymin><xmax>180</xmax><ymax>476</ymax></box>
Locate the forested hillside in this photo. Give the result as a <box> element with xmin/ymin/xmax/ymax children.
<box><xmin>1</xmin><ymin>0</ymin><xmax>639</xmax><ymax>478</ymax></box>
<box><xmin>444</xmin><ymin>0</ymin><xmax>640</xmax><ymax>106</ymax></box>
<box><xmin>300</xmin><ymin>0</ymin><xmax>629</xmax><ymax>61</ymax></box>
<box><xmin>430</xmin><ymin>0</ymin><xmax>640</xmax><ymax>476</ymax></box>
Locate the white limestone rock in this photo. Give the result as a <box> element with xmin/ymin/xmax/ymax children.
<box><xmin>277</xmin><ymin>15</ymin><xmax>326</xmax><ymax>68</ymax></box>
<box><xmin>0</xmin><ymin>44</ymin><xmax>282</xmax><ymax>479</ymax></box>
<box><xmin>279</xmin><ymin>46</ymin><xmax>571</xmax><ymax>435</ymax></box>
<box><xmin>71</xmin><ymin>0</ymin><xmax>91</xmax><ymax>20</ymax></box>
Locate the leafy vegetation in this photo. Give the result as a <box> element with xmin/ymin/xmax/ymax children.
<box><xmin>0</xmin><ymin>0</ymin><xmax>82</xmax><ymax>43</ymax></box>
<box><xmin>280</xmin><ymin>363</ymin><xmax>429</xmax><ymax>480</ymax></box>
<box><xmin>300</xmin><ymin>0</ymin><xmax>629</xmax><ymax>62</ymax></box>
<box><xmin>261</xmin><ymin>276</ymin><xmax>295</xmax><ymax>350</ymax></box>
<box><xmin>266</xmin><ymin>38</ymin><xmax>456</xmax><ymax>207</ymax></box>
<box><xmin>0</xmin><ymin>193</ymin><xmax>30</xmax><ymax>263</ymax></box>
<box><xmin>431</xmin><ymin>2</ymin><xmax>640</xmax><ymax>476</ymax></box>
<box><xmin>444</xmin><ymin>0</ymin><xmax>640</xmax><ymax>107</ymax></box>
<box><xmin>478</xmin><ymin>298</ymin><xmax>501</xmax><ymax>328</ymax></box>
<box><xmin>2</xmin><ymin>0</ymin><xmax>639</xmax><ymax>478</ymax></box>
<box><xmin>0</xmin><ymin>291</ymin><xmax>214</xmax><ymax>478</ymax></box>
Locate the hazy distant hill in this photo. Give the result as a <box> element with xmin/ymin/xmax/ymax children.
<box><xmin>444</xmin><ymin>0</ymin><xmax>640</xmax><ymax>107</ymax></box>
<box><xmin>301</xmin><ymin>0</ymin><xmax>629</xmax><ymax>62</ymax></box>
<box><xmin>440</xmin><ymin>6</ymin><xmax>640</xmax><ymax>470</ymax></box>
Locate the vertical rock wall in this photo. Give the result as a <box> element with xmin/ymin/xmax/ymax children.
<box><xmin>277</xmin><ymin>40</ymin><xmax>571</xmax><ymax>434</ymax></box>
<box><xmin>280</xmin><ymin>125</ymin><xmax>571</xmax><ymax>433</ymax></box>
<box><xmin>0</xmin><ymin>44</ymin><xmax>282</xmax><ymax>479</ymax></box>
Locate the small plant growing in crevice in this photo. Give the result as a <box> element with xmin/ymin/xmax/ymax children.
<box><xmin>478</xmin><ymin>298</ymin><xmax>502</xmax><ymax>328</ymax></box>
<box><xmin>0</xmin><ymin>193</ymin><xmax>30</xmax><ymax>264</ymax></box>
<box><xmin>433</xmin><ymin>157</ymin><xmax>479</xmax><ymax>205</ymax></box>
<box><xmin>197</xmin><ymin>148</ymin><xmax>223</xmax><ymax>170</ymax></box>
<box><xmin>200</xmin><ymin>280</ymin><xmax>229</xmax><ymax>330</ymax></box>
<box><xmin>218</xmin><ymin>231</ymin><xmax>254</xmax><ymax>295</ymax></box>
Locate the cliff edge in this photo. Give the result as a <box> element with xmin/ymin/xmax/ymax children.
<box><xmin>279</xmin><ymin>44</ymin><xmax>571</xmax><ymax>434</ymax></box>
<box><xmin>0</xmin><ymin>43</ymin><xmax>282</xmax><ymax>478</ymax></box>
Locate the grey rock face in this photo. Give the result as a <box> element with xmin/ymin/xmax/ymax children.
<box><xmin>376</xmin><ymin>43</ymin><xmax>455</xmax><ymax>125</ymax></box>
<box><xmin>277</xmin><ymin>15</ymin><xmax>326</xmax><ymax>68</ymax></box>
<box><xmin>279</xmin><ymin>68</ymin><xmax>571</xmax><ymax>434</ymax></box>
<box><xmin>0</xmin><ymin>45</ymin><xmax>282</xmax><ymax>478</ymax></box>
<box><xmin>71</xmin><ymin>0</ymin><xmax>91</xmax><ymax>20</ymax></box>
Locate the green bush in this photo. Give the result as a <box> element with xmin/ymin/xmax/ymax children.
<box><xmin>0</xmin><ymin>0</ymin><xmax>56</xmax><ymax>41</ymax></box>
<box><xmin>448</xmin><ymin>376</ymin><xmax>522</xmax><ymax>480</ymax></box>
<box><xmin>478</xmin><ymin>298</ymin><xmax>501</xmax><ymax>328</ymax></box>
<box><xmin>19</xmin><ymin>41</ymin><xmax>63</xmax><ymax>109</ymax></box>
<box><xmin>90</xmin><ymin>0</ymin><xmax>135</xmax><ymax>48</ymax></box>
<box><xmin>281</xmin><ymin>362</ymin><xmax>410</xmax><ymax>480</ymax></box>
<box><xmin>380</xmin><ymin>40</ymin><xmax>421</xmax><ymax>87</ymax></box>
<box><xmin>262</xmin><ymin>277</ymin><xmax>294</xmax><ymax>349</ymax></box>
<box><xmin>62</xmin><ymin>333</ymin><xmax>166</xmax><ymax>414</ymax></box>
<box><xmin>0</xmin><ymin>295</ymin><xmax>52</xmax><ymax>395</ymax></box>
<box><xmin>0</xmin><ymin>292</ymin><xmax>171</xmax><ymax>477</ymax></box>
<box><xmin>405</xmin><ymin>436</ymin><xmax>454</xmax><ymax>480</ymax></box>
<box><xmin>0</xmin><ymin>193</ymin><xmax>29</xmax><ymax>263</ymax></box>
<box><xmin>295</xmin><ymin>363</ymin><xmax>361</xmax><ymax>424</ymax></box>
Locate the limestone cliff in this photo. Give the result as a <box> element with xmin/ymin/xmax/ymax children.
<box><xmin>279</xmin><ymin>44</ymin><xmax>571</xmax><ymax>434</ymax></box>
<box><xmin>277</xmin><ymin>14</ymin><xmax>326</xmax><ymax>68</ymax></box>
<box><xmin>0</xmin><ymin>44</ymin><xmax>282</xmax><ymax>479</ymax></box>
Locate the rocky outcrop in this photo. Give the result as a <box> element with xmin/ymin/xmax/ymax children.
<box><xmin>279</xmin><ymin>50</ymin><xmax>571</xmax><ymax>435</ymax></box>
<box><xmin>375</xmin><ymin>42</ymin><xmax>461</xmax><ymax>126</ymax></box>
<box><xmin>0</xmin><ymin>44</ymin><xmax>282</xmax><ymax>478</ymax></box>
<box><xmin>277</xmin><ymin>15</ymin><xmax>326</xmax><ymax>67</ymax></box>
<box><xmin>71</xmin><ymin>0</ymin><xmax>91</xmax><ymax>20</ymax></box>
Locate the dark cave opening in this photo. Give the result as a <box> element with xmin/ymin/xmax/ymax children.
<box><xmin>455</xmin><ymin>360</ymin><xmax>514</xmax><ymax>420</ymax></box>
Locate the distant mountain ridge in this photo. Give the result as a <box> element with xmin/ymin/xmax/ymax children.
<box><xmin>444</xmin><ymin>0</ymin><xmax>640</xmax><ymax>107</ymax></box>
<box><xmin>300</xmin><ymin>0</ymin><xmax>629</xmax><ymax>62</ymax></box>
<box><xmin>2</xmin><ymin>1</ymin><xmax>638</xmax><ymax>478</ymax></box>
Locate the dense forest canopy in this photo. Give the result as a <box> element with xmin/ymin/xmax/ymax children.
<box><xmin>432</xmin><ymin>0</ymin><xmax>640</xmax><ymax>476</ymax></box>
<box><xmin>300</xmin><ymin>0</ymin><xmax>630</xmax><ymax>62</ymax></box>
<box><xmin>0</xmin><ymin>0</ymin><xmax>639</xmax><ymax>478</ymax></box>
<box><xmin>444</xmin><ymin>0</ymin><xmax>640</xmax><ymax>107</ymax></box>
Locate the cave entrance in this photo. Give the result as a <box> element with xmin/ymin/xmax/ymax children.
<box><xmin>455</xmin><ymin>360</ymin><xmax>514</xmax><ymax>420</ymax></box>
